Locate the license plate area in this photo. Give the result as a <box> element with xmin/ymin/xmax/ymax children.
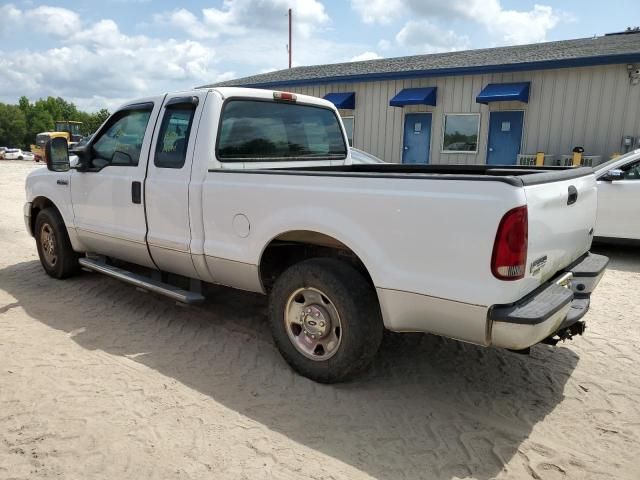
<box><xmin>555</xmin><ymin>272</ymin><xmax>573</xmax><ymax>289</ymax></box>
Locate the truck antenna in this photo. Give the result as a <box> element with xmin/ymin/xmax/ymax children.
<box><xmin>288</xmin><ymin>8</ymin><xmax>292</xmax><ymax>69</ymax></box>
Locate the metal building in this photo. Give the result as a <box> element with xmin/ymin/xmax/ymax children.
<box><xmin>208</xmin><ymin>31</ymin><xmax>640</xmax><ymax>165</ymax></box>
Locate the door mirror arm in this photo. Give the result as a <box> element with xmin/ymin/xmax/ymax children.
<box><xmin>69</xmin><ymin>145</ymin><xmax>91</xmax><ymax>171</ymax></box>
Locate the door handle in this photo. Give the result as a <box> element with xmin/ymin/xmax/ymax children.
<box><xmin>489</xmin><ymin>147</ymin><xmax>494</xmax><ymax>152</ymax></box>
<box><xmin>404</xmin><ymin>146</ymin><xmax>409</xmax><ymax>150</ymax></box>
<box><xmin>567</xmin><ymin>185</ymin><xmax>578</xmax><ymax>205</ymax></box>
<box><xmin>131</xmin><ymin>181</ymin><xmax>142</xmax><ymax>204</ymax></box>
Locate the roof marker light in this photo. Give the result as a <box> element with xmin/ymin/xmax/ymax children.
<box><xmin>273</xmin><ymin>91</ymin><xmax>297</xmax><ymax>101</ymax></box>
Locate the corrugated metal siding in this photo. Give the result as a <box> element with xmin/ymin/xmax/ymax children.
<box><xmin>285</xmin><ymin>64</ymin><xmax>639</xmax><ymax>164</ymax></box>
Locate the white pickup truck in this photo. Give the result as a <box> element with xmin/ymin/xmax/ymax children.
<box><xmin>25</xmin><ymin>87</ymin><xmax>608</xmax><ymax>382</ymax></box>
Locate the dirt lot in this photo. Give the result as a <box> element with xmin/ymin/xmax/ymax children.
<box><xmin>0</xmin><ymin>160</ymin><xmax>639</xmax><ymax>480</ymax></box>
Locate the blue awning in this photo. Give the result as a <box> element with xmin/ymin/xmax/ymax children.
<box><xmin>323</xmin><ymin>92</ymin><xmax>355</xmax><ymax>109</ymax></box>
<box><xmin>476</xmin><ymin>82</ymin><xmax>530</xmax><ymax>104</ymax></box>
<box><xmin>389</xmin><ymin>87</ymin><xmax>437</xmax><ymax>107</ymax></box>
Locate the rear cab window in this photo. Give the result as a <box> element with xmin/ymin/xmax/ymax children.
<box><xmin>216</xmin><ymin>99</ymin><xmax>347</xmax><ymax>162</ymax></box>
<box><xmin>155</xmin><ymin>107</ymin><xmax>196</xmax><ymax>169</ymax></box>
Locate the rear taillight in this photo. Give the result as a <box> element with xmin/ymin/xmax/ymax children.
<box><xmin>491</xmin><ymin>205</ymin><xmax>528</xmax><ymax>280</ymax></box>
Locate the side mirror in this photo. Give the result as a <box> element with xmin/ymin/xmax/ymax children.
<box><xmin>45</xmin><ymin>137</ymin><xmax>70</xmax><ymax>172</ymax></box>
<box><xmin>603</xmin><ymin>168</ymin><xmax>625</xmax><ymax>182</ymax></box>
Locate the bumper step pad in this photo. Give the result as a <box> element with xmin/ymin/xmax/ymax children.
<box><xmin>490</xmin><ymin>283</ymin><xmax>573</xmax><ymax>325</ymax></box>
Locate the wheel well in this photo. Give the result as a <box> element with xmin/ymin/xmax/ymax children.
<box><xmin>29</xmin><ymin>197</ymin><xmax>58</xmax><ymax>235</ymax></box>
<box><xmin>259</xmin><ymin>231</ymin><xmax>374</xmax><ymax>292</ymax></box>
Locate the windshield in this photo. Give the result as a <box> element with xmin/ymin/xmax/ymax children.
<box><xmin>55</xmin><ymin>122</ymin><xmax>82</xmax><ymax>135</ymax></box>
<box><xmin>593</xmin><ymin>150</ymin><xmax>640</xmax><ymax>172</ymax></box>
<box><xmin>217</xmin><ymin>100</ymin><xmax>347</xmax><ymax>161</ymax></box>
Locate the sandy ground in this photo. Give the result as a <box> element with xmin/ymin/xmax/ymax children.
<box><xmin>0</xmin><ymin>160</ymin><xmax>639</xmax><ymax>480</ymax></box>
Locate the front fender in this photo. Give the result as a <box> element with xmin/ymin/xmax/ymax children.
<box><xmin>26</xmin><ymin>168</ymin><xmax>74</xmax><ymax>226</ymax></box>
<box><xmin>25</xmin><ymin>168</ymin><xmax>84</xmax><ymax>251</ymax></box>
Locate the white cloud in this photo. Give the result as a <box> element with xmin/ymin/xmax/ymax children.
<box><xmin>352</xmin><ymin>0</ymin><xmax>560</xmax><ymax>45</ymax></box>
<box><xmin>377</xmin><ymin>39</ymin><xmax>391</xmax><ymax>52</ymax></box>
<box><xmin>351</xmin><ymin>0</ymin><xmax>403</xmax><ymax>25</ymax></box>
<box><xmin>153</xmin><ymin>8</ymin><xmax>220</xmax><ymax>40</ymax></box>
<box><xmin>350</xmin><ymin>51</ymin><xmax>382</xmax><ymax>62</ymax></box>
<box><xmin>486</xmin><ymin>4</ymin><xmax>559</xmax><ymax>44</ymax></box>
<box><xmin>24</xmin><ymin>5</ymin><xmax>81</xmax><ymax>36</ymax></box>
<box><xmin>0</xmin><ymin>4</ymin><xmax>233</xmax><ymax>111</ymax></box>
<box><xmin>155</xmin><ymin>0</ymin><xmax>330</xmax><ymax>40</ymax></box>
<box><xmin>0</xmin><ymin>3</ymin><xmax>377</xmax><ymax>109</ymax></box>
<box><xmin>396</xmin><ymin>20</ymin><xmax>470</xmax><ymax>53</ymax></box>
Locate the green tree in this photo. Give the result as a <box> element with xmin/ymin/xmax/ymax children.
<box><xmin>0</xmin><ymin>96</ymin><xmax>111</xmax><ymax>149</ymax></box>
<box><xmin>0</xmin><ymin>103</ymin><xmax>27</xmax><ymax>148</ymax></box>
<box><xmin>18</xmin><ymin>96</ymin><xmax>31</xmax><ymax>115</ymax></box>
<box><xmin>85</xmin><ymin>109</ymin><xmax>110</xmax><ymax>134</ymax></box>
<box><xmin>25</xmin><ymin>108</ymin><xmax>55</xmax><ymax>148</ymax></box>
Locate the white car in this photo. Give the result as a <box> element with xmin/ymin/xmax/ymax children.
<box><xmin>4</xmin><ymin>148</ymin><xmax>34</xmax><ymax>161</ymax></box>
<box><xmin>24</xmin><ymin>87</ymin><xmax>608</xmax><ymax>382</ymax></box>
<box><xmin>350</xmin><ymin>147</ymin><xmax>387</xmax><ymax>164</ymax></box>
<box><xmin>594</xmin><ymin>149</ymin><xmax>640</xmax><ymax>241</ymax></box>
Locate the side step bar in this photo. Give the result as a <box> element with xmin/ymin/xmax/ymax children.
<box><xmin>79</xmin><ymin>258</ymin><xmax>205</xmax><ymax>304</ymax></box>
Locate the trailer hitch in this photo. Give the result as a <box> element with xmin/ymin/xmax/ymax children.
<box><xmin>541</xmin><ymin>321</ymin><xmax>586</xmax><ymax>346</ymax></box>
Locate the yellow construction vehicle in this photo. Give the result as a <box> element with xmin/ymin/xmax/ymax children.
<box><xmin>31</xmin><ymin>120</ymin><xmax>83</xmax><ymax>162</ymax></box>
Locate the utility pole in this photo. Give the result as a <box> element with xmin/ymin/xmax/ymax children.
<box><xmin>288</xmin><ymin>8</ymin><xmax>292</xmax><ymax>69</ymax></box>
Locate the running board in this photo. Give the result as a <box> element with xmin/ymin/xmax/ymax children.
<box><xmin>79</xmin><ymin>258</ymin><xmax>205</xmax><ymax>304</ymax></box>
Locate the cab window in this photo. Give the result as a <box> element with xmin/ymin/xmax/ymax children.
<box><xmin>621</xmin><ymin>160</ymin><xmax>640</xmax><ymax>180</ymax></box>
<box><xmin>92</xmin><ymin>107</ymin><xmax>152</xmax><ymax>167</ymax></box>
<box><xmin>216</xmin><ymin>100</ymin><xmax>347</xmax><ymax>162</ymax></box>
<box><xmin>154</xmin><ymin>107</ymin><xmax>196</xmax><ymax>169</ymax></box>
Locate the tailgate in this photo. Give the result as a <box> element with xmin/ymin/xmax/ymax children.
<box><xmin>523</xmin><ymin>171</ymin><xmax>597</xmax><ymax>286</ymax></box>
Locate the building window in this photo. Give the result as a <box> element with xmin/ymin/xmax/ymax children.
<box><xmin>442</xmin><ymin>113</ymin><xmax>480</xmax><ymax>153</ymax></box>
<box><xmin>342</xmin><ymin>116</ymin><xmax>354</xmax><ymax>147</ymax></box>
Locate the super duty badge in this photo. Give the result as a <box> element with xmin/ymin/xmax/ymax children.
<box><xmin>530</xmin><ymin>255</ymin><xmax>548</xmax><ymax>275</ymax></box>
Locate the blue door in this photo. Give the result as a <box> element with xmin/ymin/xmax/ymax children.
<box><xmin>487</xmin><ymin>111</ymin><xmax>524</xmax><ymax>165</ymax></box>
<box><xmin>402</xmin><ymin>113</ymin><xmax>431</xmax><ymax>164</ymax></box>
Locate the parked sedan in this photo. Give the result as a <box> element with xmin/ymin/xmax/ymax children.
<box><xmin>3</xmin><ymin>148</ymin><xmax>34</xmax><ymax>161</ymax></box>
<box><xmin>594</xmin><ymin>149</ymin><xmax>640</xmax><ymax>241</ymax></box>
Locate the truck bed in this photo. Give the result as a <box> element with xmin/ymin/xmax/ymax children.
<box><xmin>224</xmin><ymin>164</ymin><xmax>594</xmax><ymax>187</ymax></box>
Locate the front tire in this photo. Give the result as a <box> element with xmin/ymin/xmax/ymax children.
<box><xmin>34</xmin><ymin>208</ymin><xmax>80</xmax><ymax>279</ymax></box>
<box><xmin>268</xmin><ymin>258</ymin><xmax>383</xmax><ymax>383</ymax></box>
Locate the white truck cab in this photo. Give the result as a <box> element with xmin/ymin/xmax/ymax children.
<box><xmin>25</xmin><ymin>87</ymin><xmax>608</xmax><ymax>383</ymax></box>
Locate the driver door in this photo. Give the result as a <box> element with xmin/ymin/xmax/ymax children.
<box><xmin>70</xmin><ymin>99</ymin><xmax>163</xmax><ymax>268</ymax></box>
<box><xmin>596</xmin><ymin>159</ymin><xmax>640</xmax><ymax>240</ymax></box>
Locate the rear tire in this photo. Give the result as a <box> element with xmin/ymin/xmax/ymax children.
<box><xmin>268</xmin><ymin>258</ymin><xmax>383</xmax><ymax>383</ymax></box>
<box><xmin>35</xmin><ymin>208</ymin><xmax>80</xmax><ymax>279</ymax></box>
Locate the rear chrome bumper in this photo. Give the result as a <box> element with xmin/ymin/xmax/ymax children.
<box><xmin>489</xmin><ymin>253</ymin><xmax>609</xmax><ymax>350</ymax></box>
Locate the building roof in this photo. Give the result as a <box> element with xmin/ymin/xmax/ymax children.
<box><xmin>205</xmin><ymin>32</ymin><xmax>640</xmax><ymax>89</ymax></box>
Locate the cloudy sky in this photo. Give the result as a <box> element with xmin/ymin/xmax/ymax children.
<box><xmin>0</xmin><ymin>0</ymin><xmax>636</xmax><ymax>111</ymax></box>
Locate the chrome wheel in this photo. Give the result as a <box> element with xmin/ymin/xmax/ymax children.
<box><xmin>40</xmin><ymin>223</ymin><xmax>58</xmax><ymax>267</ymax></box>
<box><xmin>284</xmin><ymin>287</ymin><xmax>342</xmax><ymax>361</ymax></box>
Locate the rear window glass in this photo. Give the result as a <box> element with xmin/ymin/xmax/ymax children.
<box><xmin>216</xmin><ymin>100</ymin><xmax>347</xmax><ymax>162</ymax></box>
<box><xmin>155</xmin><ymin>107</ymin><xmax>196</xmax><ymax>169</ymax></box>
